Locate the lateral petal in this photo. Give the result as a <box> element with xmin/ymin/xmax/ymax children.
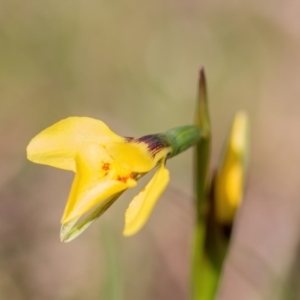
<box><xmin>123</xmin><ymin>164</ymin><xmax>169</xmax><ymax>236</ymax></box>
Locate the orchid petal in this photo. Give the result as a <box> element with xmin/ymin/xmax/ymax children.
<box><xmin>60</xmin><ymin>192</ymin><xmax>122</xmax><ymax>242</ymax></box>
<box><xmin>106</xmin><ymin>141</ymin><xmax>170</xmax><ymax>173</ymax></box>
<box><xmin>123</xmin><ymin>163</ymin><xmax>169</xmax><ymax>236</ymax></box>
<box><xmin>61</xmin><ymin>144</ymin><xmax>136</xmax><ymax>224</ymax></box>
<box><xmin>27</xmin><ymin>117</ymin><xmax>123</xmax><ymax>171</ymax></box>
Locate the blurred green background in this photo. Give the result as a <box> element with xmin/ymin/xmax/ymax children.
<box><xmin>1</xmin><ymin>1</ymin><xmax>300</xmax><ymax>299</ymax></box>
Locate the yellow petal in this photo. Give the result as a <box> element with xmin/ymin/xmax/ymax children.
<box><xmin>60</xmin><ymin>192</ymin><xmax>122</xmax><ymax>242</ymax></box>
<box><xmin>62</xmin><ymin>144</ymin><xmax>136</xmax><ymax>223</ymax></box>
<box><xmin>27</xmin><ymin>117</ymin><xmax>123</xmax><ymax>171</ymax></box>
<box><xmin>123</xmin><ymin>164</ymin><xmax>170</xmax><ymax>236</ymax></box>
<box><xmin>215</xmin><ymin>111</ymin><xmax>249</xmax><ymax>224</ymax></box>
<box><xmin>106</xmin><ymin>141</ymin><xmax>170</xmax><ymax>173</ymax></box>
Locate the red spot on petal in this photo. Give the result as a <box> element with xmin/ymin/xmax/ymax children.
<box><xmin>117</xmin><ymin>173</ymin><xmax>134</xmax><ymax>183</ymax></box>
<box><xmin>102</xmin><ymin>162</ymin><xmax>110</xmax><ymax>171</ymax></box>
<box><xmin>117</xmin><ymin>176</ymin><xmax>128</xmax><ymax>183</ymax></box>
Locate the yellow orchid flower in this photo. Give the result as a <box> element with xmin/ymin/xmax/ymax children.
<box><xmin>27</xmin><ymin>117</ymin><xmax>200</xmax><ymax>242</ymax></box>
<box><xmin>214</xmin><ymin>111</ymin><xmax>249</xmax><ymax>225</ymax></box>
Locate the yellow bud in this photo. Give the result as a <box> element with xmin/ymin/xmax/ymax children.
<box><xmin>214</xmin><ymin>111</ymin><xmax>249</xmax><ymax>224</ymax></box>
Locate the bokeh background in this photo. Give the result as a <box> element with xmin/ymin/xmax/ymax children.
<box><xmin>1</xmin><ymin>1</ymin><xmax>300</xmax><ymax>299</ymax></box>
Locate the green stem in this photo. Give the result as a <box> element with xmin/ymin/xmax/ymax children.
<box><xmin>191</xmin><ymin>67</ymin><xmax>212</xmax><ymax>300</ymax></box>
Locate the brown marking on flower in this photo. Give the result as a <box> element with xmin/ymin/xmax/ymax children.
<box><xmin>117</xmin><ymin>175</ymin><xmax>128</xmax><ymax>183</ymax></box>
<box><xmin>117</xmin><ymin>172</ymin><xmax>134</xmax><ymax>183</ymax></box>
<box><xmin>125</xmin><ymin>136</ymin><xmax>134</xmax><ymax>142</ymax></box>
<box><xmin>102</xmin><ymin>162</ymin><xmax>110</xmax><ymax>171</ymax></box>
<box><xmin>126</xmin><ymin>134</ymin><xmax>169</xmax><ymax>158</ymax></box>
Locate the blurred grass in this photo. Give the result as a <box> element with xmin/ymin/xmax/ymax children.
<box><xmin>101</xmin><ymin>227</ymin><xmax>124</xmax><ymax>300</ymax></box>
<box><xmin>1</xmin><ymin>0</ymin><xmax>300</xmax><ymax>299</ymax></box>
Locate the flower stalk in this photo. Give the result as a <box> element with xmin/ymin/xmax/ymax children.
<box><xmin>191</xmin><ymin>68</ymin><xmax>212</xmax><ymax>299</ymax></box>
<box><xmin>191</xmin><ymin>68</ymin><xmax>249</xmax><ymax>300</ymax></box>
